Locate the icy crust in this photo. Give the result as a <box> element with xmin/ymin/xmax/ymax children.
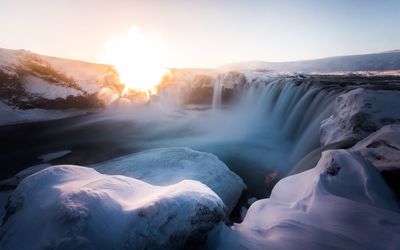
<box><xmin>351</xmin><ymin>124</ymin><xmax>400</xmax><ymax>171</ymax></box>
<box><xmin>208</xmin><ymin>150</ymin><xmax>400</xmax><ymax>250</ymax></box>
<box><xmin>320</xmin><ymin>88</ymin><xmax>400</xmax><ymax>145</ymax></box>
<box><xmin>0</xmin><ymin>165</ymin><xmax>226</xmax><ymax>250</ymax></box>
<box><xmin>94</xmin><ymin>148</ymin><xmax>246</xmax><ymax>213</ymax></box>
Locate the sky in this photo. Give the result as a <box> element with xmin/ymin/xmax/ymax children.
<box><xmin>0</xmin><ymin>0</ymin><xmax>399</xmax><ymax>68</ymax></box>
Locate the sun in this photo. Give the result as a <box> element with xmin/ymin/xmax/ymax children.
<box><xmin>101</xmin><ymin>26</ymin><xmax>169</xmax><ymax>95</ymax></box>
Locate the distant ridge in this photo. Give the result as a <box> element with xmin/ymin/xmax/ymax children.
<box><xmin>221</xmin><ymin>50</ymin><xmax>400</xmax><ymax>73</ymax></box>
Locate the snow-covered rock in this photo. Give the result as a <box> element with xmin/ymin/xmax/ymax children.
<box><xmin>350</xmin><ymin>124</ymin><xmax>400</xmax><ymax>197</ymax></box>
<box><xmin>0</xmin><ymin>165</ymin><xmax>226</xmax><ymax>250</ymax></box>
<box><xmin>208</xmin><ymin>150</ymin><xmax>400</xmax><ymax>250</ymax></box>
<box><xmin>0</xmin><ymin>48</ymin><xmax>121</xmax><ymax>112</ymax></box>
<box><xmin>351</xmin><ymin>124</ymin><xmax>400</xmax><ymax>171</ymax></box>
<box><xmin>22</xmin><ymin>75</ymin><xmax>82</xmax><ymax>100</ymax></box>
<box><xmin>94</xmin><ymin>148</ymin><xmax>246</xmax><ymax>213</ymax></box>
<box><xmin>321</xmin><ymin>88</ymin><xmax>400</xmax><ymax>145</ymax></box>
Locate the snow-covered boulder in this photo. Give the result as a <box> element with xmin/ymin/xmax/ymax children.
<box><xmin>351</xmin><ymin>124</ymin><xmax>400</xmax><ymax>171</ymax></box>
<box><xmin>0</xmin><ymin>165</ymin><xmax>226</xmax><ymax>250</ymax></box>
<box><xmin>350</xmin><ymin>124</ymin><xmax>400</xmax><ymax>197</ymax></box>
<box><xmin>208</xmin><ymin>150</ymin><xmax>400</xmax><ymax>250</ymax></box>
<box><xmin>320</xmin><ymin>88</ymin><xmax>400</xmax><ymax>145</ymax></box>
<box><xmin>94</xmin><ymin>148</ymin><xmax>246</xmax><ymax>213</ymax></box>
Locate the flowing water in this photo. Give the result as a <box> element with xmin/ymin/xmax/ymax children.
<box><xmin>212</xmin><ymin>78</ymin><xmax>222</xmax><ymax>109</ymax></box>
<box><xmin>0</xmin><ymin>76</ymin><xmax>340</xmax><ymax>198</ymax></box>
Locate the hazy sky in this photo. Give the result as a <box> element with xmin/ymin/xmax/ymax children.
<box><xmin>1</xmin><ymin>0</ymin><xmax>399</xmax><ymax>68</ymax></box>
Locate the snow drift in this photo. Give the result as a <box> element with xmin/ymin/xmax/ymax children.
<box><xmin>94</xmin><ymin>147</ymin><xmax>246</xmax><ymax>213</ymax></box>
<box><xmin>0</xmin><ymin>165</ymin><xmax>226</xmax><ymax>250</ymax></box>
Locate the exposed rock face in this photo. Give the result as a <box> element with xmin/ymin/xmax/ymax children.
<box><xmin>94</xmin><ymin>147</ymin><xmax>246</xmax><ymax>214</ymax></box>
<box><xmin>208</xmin><ymin>150</ymin><xmax>400</xmax><ymax>250</ymax></box>
<box><xmin>0</xmin><ymin>165</ymin><xmax>226</xmax><ymax>250</ymax></box>
<box><xmin>320</xmin><ymin>88</ymin><xmax>400</xmax><ymax>145</ymax></box>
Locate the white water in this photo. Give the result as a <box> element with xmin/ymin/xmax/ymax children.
<box><xmin>212</xmin><ymin>78</ymin><xmax>222</xmax><ymax>109</ymax></box>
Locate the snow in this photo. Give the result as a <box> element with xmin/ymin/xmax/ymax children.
<box><xmin>38</xmin><ymin>150</ymin><xmax>72</xmax><ymax>162</ymax></box>
<box><xmin>0</xmin><ymin>48</ymin><xmax>117</xmax><ymax>94</ymax></box>
<box><xmin>22</xmin><ymin>75</ymin><xmax>82</xmax><ymax>99</ymax></box>
<box><xmin>351</xmin><ymin>124</ymin><xmax>400</xmax><ymax>171</ymax></box>
<box><xmin>310</xmin><ymin>70</ymin><xmax>400</xmax><ymax>76</ymax></box>
<box><xmin>44</xmin><ymin>56</ymin><xmax>117</xmax><ymax>94</ymax></box>
<box><xmin>0</xmin><ymin>101</ymin><xmax>88</xmax><ymax>125</ymax></box>
<box><xmin>321</xmin><ymin>88</ymin><xmax>400</xmax><ymax>145</ymax></box>
<box><xmin>208</xmin><ymin>149</ymin><xmax>400</xmax><ymax>250</ymax></box>
<box><xmin>220</xmin><ymin>50</ymin><xmax>400</xmax><ymax>73</ymax></box>
<box><xmin>0</xmin><ymin>165</ymin><xmax>226</xmax><ymax>250</ymax></box>
<box><xmin>94</xmin><ymin>147</ymin><xmax>246</xmax><ymax>213</ymax></box>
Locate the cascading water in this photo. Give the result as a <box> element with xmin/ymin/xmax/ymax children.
<box><xmin>247</xmin><ymin>79</ymin><xmax>339</xmax><ymax>163</ymax></box>
<box><xmin>130</xmin><ymin>75</ymin><xmax>341</xmax><ymax>197</ymax></box>
<box><xmin>212</xmin><ymin>78</ymin><xmax>222</xmax><ymax>109</ymax></box>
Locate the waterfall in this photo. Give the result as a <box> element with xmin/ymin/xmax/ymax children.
<box><xmin>154</xmin><ymin>73</ymin><xmax>340</xmax><ymax>182</ymax></box>
<box><xmin>238</xmin><ymin>76</ymin><xmax>340</xmax><ymax>170</ymax></box>
<box><xmin>212</xmin><ymin>78</ymin><xmax>222</xmax><ymax>109</ymax></box>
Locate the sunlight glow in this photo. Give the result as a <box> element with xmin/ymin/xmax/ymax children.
<box><xmin>101</xmin><ymin>26</ymin><xmax>169</xmax><ymax>95</ymax></box>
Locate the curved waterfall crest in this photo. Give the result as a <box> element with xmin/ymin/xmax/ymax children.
<box><xmin>219</xmin><ymin>75</ymin><xmax>340</xmax><ymax>165</ymax></box>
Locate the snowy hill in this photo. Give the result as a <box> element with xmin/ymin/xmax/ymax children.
<box><xmin>0</xmin><ymin>48</ymin><xmax>122</xmax><ymax>111</ymax></box>
<box><xmin>221</xmin><ymin>50</ymin><xmax>400</xmax><ymax>73</ymax></box>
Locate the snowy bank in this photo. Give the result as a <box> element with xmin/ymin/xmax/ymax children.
<box><xmin>320</xmin><ymin>88</ymin><xmax>400</xmax><ymax>145</ymax></box>
<box><xmin>0</xmin><ymin>165</ymin><xmax>226</xmax><ymax>250</ymax></box>
<box><xmin>208</xmin><ymin>149</ymin><xmax>400</xmax><ymax>250</ymax></box>
<box><xmin>94</xmin><ymin>147</ymin><xmax>246</xmax><ymax>213</ymax></box>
